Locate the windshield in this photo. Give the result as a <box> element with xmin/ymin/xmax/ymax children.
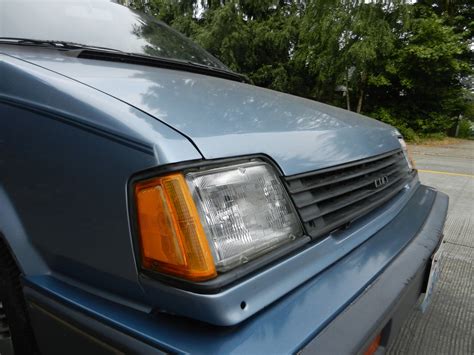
<box><xmin>0</xmin><ymin>0</ymin><xmax>227</xmax><ymax>70</ymax></box>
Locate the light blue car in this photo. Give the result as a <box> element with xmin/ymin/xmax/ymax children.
<box><xmin>0</xmin><ymin>1</ymin><xmax>448</xmax><ymax>354</ymax></box>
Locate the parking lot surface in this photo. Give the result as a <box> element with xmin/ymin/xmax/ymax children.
<box><xmin>388</xmin><ymin>140</ymin><xmax>474</xmax><ymax>354</ymax></box>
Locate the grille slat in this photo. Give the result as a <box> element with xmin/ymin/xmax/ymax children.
<box><xmin>294</xmin><ymin>161</ymin><xmax>406</xmax><ymax>208</ymax></box>
<box><xmin>286</xmin><ymin>151</ymin><xmax>400</xmax><ymax>193</ymax></box>
<box><xmin>308</xmin><ymin>177</ymin><xmax>410</xmax><ymax>238</ymax></box>
<box><xmin>285</xmin><ymin>150</ymin><xmax>414</xmax><ymax>238</ymax></box>
<box><xmin>300</xmin><ymin>171</ymin><xmax>405</xmax><ymax>222</ymax></box>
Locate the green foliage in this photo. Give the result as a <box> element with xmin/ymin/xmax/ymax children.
<box><xmin>463</xmin><ymin>90</ymin><xmax>474</xmax><ymax>121</ymax></box>
<box><xmin>369</xmin><ymin>107</ymin><xmax>419</xmax><ymax>141</ymax></box>
<box><xmin>126</xmin><ymin>0</ymin><xmax>473</xmax><ymax>138</ymax></box>
<box><xmin>354</xmin><ymin>1</ymin><xmax>472</xmax><ymax>135</ymax></box>
<box><xmin>419</xmin><ymin>132</ymin><xmax>447</xmax><ymax>140</ymax></box>
<box><xmin>458</xmin><ymin>120</ymin><xmax>473</xmax><ymax>138</ymax></box>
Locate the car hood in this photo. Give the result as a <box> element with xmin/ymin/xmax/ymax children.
<box><xmin>17</xmin><ymin>52</ymin><xmax>401</xmax><ymax>175</ymax></box>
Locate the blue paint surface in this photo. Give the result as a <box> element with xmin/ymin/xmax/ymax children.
<box><xmin>0</xmin><ymin>37</ymin><xmax>444</xmax><ymax>352</ymax></box>
<box><xmin>4</xmin><ymin>46</ymin><xmax>400</xmax><ymax>175</ymax></box>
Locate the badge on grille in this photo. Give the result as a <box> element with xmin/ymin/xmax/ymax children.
<box><xmin>374</xmin><ymin>175</ymin><xmax>389</xmax><ymax>188</ymax></box>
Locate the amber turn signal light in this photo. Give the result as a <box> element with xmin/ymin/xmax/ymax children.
<box><xmin>134</xmin><ymin>173</ymin><xmax>216</xmax><ymax>281</ymax></box>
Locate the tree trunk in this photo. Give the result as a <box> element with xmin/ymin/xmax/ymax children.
<box><xmin>356</xmin><ymin>88</ymin><xmax>364</xmax><ymax>113</ymax></box>
<box><xmin>356</xmin><ymin>71</ymin><xmax>367</xmax><ymax>114</ymax></box>
<box><xmin>345</xmin><ymin>69</ymin><xmax>351</xmax><ymax>111</ymax></box>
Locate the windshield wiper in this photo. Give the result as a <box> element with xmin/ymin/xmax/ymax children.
<box><xmin>0</xmin><ymin>37</ymin><xmax>124</xmax><ymax>53</ymax></box>
<box><xmin>76</xmin><ymin>49</ymin><xmax>249</xmax><ymax>83</ymax></box>
<box><xmin>0</xmin><ymin>37</ymin><xmax>248</xmax><ymax>83</ymax></box>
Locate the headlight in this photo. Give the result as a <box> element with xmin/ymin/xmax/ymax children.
<box><xmin>398</xmin><ymin>137</ymin><xmax>415</xmax><ymax>170</ymax></box>
<box><xmin>187</xmin><ymin>162</ymin><xmax>303</xmax><ymax>272</ymax></box>
<box><xmin>134</xmin><ymin>161</ymin><xmax>303</xmax><ymax>281</ymax></box>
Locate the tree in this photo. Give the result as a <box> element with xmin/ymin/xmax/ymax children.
<box><xmin>295</xmin><ymin>1</ymin><xmax>403</xmax><ymax>113</ymax></box>
<box><xmin>367</xmin><ymin>5</ymin><xmax>472</xmax><ymax>134</ymax></box>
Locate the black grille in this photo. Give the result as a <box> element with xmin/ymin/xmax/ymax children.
<box><xmin>285</xmin><ymin>150</ymin><xmax>415</xmax><ymax>238</ymax></box>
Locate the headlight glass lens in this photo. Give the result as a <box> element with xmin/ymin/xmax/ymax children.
<box><xmin>186</xmin><ymin>162</ymin><xmax>303</xmax><ymax>272</ymax></box>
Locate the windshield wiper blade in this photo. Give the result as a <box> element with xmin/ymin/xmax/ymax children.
<box><xmin>0</xmin><ymin>37</ymin><xmax>249</xmax><ymax>83</ymax></box>
<box><xmin>77</xmin><ymin>49</ymin><xmax>249</xmax><ymax>83</ymax></box>
<box><xmin>0</xmin><ymin>37</ymin><xmax>82</xmax><ymax>49</ymax></box>
<box><xmin>0</xmin><ymin>37</ymin><xmax>124</xmax><ymax>53</ymax></box>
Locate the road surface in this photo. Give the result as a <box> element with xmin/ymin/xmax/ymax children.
<box><xmin>388</xmin><ymin>140</ymin><xmax>474</xmax><ymax>354</ymax></box>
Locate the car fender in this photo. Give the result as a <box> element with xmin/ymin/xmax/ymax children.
<box><xmin>0</xmin><ymin>185</ymin><xmax>48</xmax><ymax>275</ymax></box>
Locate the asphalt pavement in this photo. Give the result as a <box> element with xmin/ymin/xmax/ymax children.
<box><xmin>388</xmin><ymin>140</ymin><xmax>474</xmax><ymax>354</ymax></box>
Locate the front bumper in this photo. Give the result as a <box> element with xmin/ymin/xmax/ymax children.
<box><xmin>301</xmin><ymin>194</ymin><xmax>447</xmax><ymax>354</ymax></box>
<box><xmin>23</xmin><ymin>185</ymin><xmax>448</xmax><ymax>354</ymax></box>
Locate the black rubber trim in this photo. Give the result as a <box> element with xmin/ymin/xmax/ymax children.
<box><xmin>128</xmin><ymin>154</ymin><xmax>310</xmax><ymax>293</ymax></box>
<box><xmin>298</xmin><ymin>191</ymin><xmax>448</xmax><ymax>355</ymax></box>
